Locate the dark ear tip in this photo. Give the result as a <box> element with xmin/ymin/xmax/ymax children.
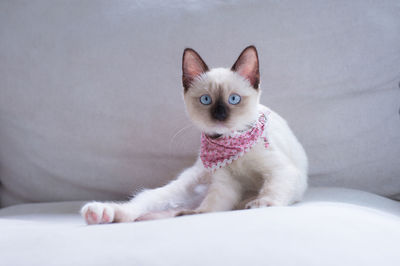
<box><xmin>183</xmin><ymin>48</ymin><xmax>192</xmax><ymax>58</ymax></box>
<box><xmin>183</xmin><ymin>48</ymin><xmax>199</xmax><ymax>57</ymax></box>
<box><xmin>245</xmin><ymin>45</ymin><xmax>257</xmax><ymax>50</ymax></box>
<box><xmin>244</xmin><ymin>45</ymin><xmax>258</xmax><ymax>55</ymax></box>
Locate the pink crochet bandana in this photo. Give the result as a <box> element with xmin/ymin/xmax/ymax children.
<box><xmin>200</xmin><ymin>112</ymin><xmax>269</xmax><ymax>171</ymax></box>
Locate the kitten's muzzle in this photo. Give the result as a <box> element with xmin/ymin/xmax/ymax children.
<box><xmin>211</xmin><ymin>102</ymin><xmax>228</xmax><ymax>121</ymax></box>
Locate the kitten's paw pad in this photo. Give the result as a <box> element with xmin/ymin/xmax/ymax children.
<box><xmin>81</xmin><ymin>202</ymin><xmax>115</xmax><ymax>225</ymax></box>
<box><xmin>245</xmin><ymin>197</ymin><xmax>281</xmax><ymax>209</ymax></box>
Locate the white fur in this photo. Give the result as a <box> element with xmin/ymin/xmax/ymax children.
<box><xmin>81</xmin><ymin>66</ymin><xmax>308</xmax><ymax>224</ymax></box>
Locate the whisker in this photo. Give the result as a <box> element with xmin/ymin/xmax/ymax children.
<box><xmin>169</xmin><ymin>124</ymin><xmax>194</xmax><ymax>152</ymax></box>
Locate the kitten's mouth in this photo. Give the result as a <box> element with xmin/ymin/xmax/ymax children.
<box><xmin>207</xmin><ymin>123</ymin><xmax>231</xmax><ymax>136</ymax></box>
<box><xmin>207</xmin><ymin>133</ymin><xmax>222</xmax><ymax>139</ymax></box>
<box><xmin>204</xmin><ymin>120</ymin><xmax>255</xmax><ymax>138</ymax></box>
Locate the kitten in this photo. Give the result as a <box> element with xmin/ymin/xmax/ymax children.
<box><xmin>81</xmin><ymin>46</ymin><xmax>308</xmax><ymax>224</ymax></box>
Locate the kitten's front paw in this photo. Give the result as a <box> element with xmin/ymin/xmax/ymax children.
<box><xmin>245</xmin><ymin>197</ymin><xmax>284</xmax><ymax>209</ymax></box>
<box><xmin>81</xmin><ymin>202</ymin><xmax>115</xmax><ymax>225</ymax></box>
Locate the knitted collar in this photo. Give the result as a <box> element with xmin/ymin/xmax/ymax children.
<box><xmin>200</xmin><ymin>112</ymin><xmax>269</xmax><ymax>171</ymax></box>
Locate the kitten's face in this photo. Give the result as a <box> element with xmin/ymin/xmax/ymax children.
<box><xmin>182</xmin><ymin>46</ymin><xmax>261</xmax><ymax>135</ymax></box>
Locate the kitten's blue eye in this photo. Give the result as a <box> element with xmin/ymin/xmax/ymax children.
<box><xmin>200</xmin><ymin>94</ymin><xmax>212</xmax><ymax>105</ymax></box>
<box><xmin>228</xmin><ymin>94</ymin><xmax>241</xmax><ymax>105</ymax></box>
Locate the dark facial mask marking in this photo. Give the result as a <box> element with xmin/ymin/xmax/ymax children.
<box><xmin>211</xmin><ymin>100</ymin><xmax>229</xmax><ymax>121</ymax></box>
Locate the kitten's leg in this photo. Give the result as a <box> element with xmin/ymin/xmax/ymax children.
<box><xmin>81</xmin><ymin>160</ymin><xmax>207</xmax><ymax>224</ymax></box>
<box><xmin>180</xmin><ymin>168</ymin><xmax>242</xmax><ymax>215</ymax></box>
<box><xmin>245</xmin><ymin>151</ymin><xmax>307</xmax><ymax>209</ymax></box>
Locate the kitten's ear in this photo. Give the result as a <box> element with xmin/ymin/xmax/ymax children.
<box><xmin>182</xmin><ymin>48</ymin><xmax>209</xmax><ymax>92</ymax></box>
<box><xmin>231</xmin><ymin>45</ymin><xmax>260</xmax><ymax>89</ymax></box>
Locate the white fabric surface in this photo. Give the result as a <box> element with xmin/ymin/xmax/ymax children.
<box><xmin>1</xmin><ymin>0</ymin><xmax>400</xmax><ymax>207</ymax></box>
<box><xmin>0</xmin><ymin>187</ymin><xmax>399</xmax><ymax>266</ymax></box>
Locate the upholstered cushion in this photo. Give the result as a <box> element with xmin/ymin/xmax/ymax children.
<box><xmin>0</xmin><ymin>188</ymin><xmax>399</xmax><ymax>266</ymax></box>
<box><xmin>0</xmin><ymin>0</ymin><xmax>399</xmax><ymax>206</ymax></box>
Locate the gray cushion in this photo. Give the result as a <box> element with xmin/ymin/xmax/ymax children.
<box><xmin>0</xmin><ymin>0</ymin><xmax>399</xmax><ymax>206</ymax></box>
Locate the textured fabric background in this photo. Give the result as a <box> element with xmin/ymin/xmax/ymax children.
<box><xmin>0</xmin><ymin>0</ymin><xmax>399</xmax><ymax>206</ymax></box>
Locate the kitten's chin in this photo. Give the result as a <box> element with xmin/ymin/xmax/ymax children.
<box><xmin>198</xmin><ymin>123</ymin><xmax>229</xmax><ymax>136</ymax></box>
<box><xmin>194</xmin><ymin>115</ymin><xmax>258</xmax><ymax>136</ymax></box>
<box><xmin>202</xmin><ymin>122</ymin><xmax>250</xmax><ymax>137</ymax></box>
<box><xmin>211</xmin><ymin>127</ymin><xmax>230</xmax><ymax>136</ymax></box>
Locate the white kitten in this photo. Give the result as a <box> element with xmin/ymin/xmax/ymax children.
<box><xmin>81</xmin><ymin>46</ymin><xmax>308</xmax><ymax>224</ymax></box>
